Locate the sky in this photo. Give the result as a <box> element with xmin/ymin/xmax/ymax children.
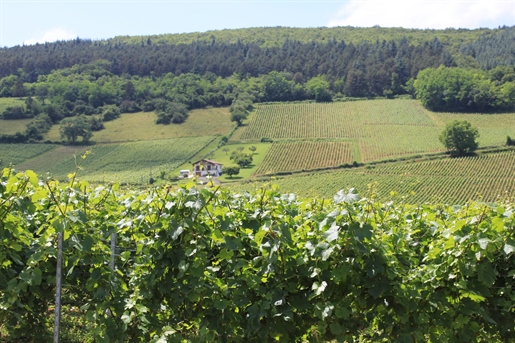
<box><xmin>0</xmin><ymin>0</ymin><xmax>514</xmax><ymax>48</ymax></box>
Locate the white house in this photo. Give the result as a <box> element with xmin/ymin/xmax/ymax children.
<box><xmin>192</xmin><ymin>159</ymin><xmax>223</xmax><ymax>177</ymax></box>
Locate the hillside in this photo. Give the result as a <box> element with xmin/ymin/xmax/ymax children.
<box><xmin>2</xmin><ymin>99</ymin><xmax>515</xmax><ymax>203</ymax></box>
<box><xmin>110</xmin><ymin>26</ymin><xmax>492</xmax><ymax>50</ymax></box>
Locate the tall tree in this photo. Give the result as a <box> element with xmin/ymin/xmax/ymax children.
<box><xmin>59</xmin><ymin>115</ymin><xmax>93</xmax><ymax>143</ymax></box>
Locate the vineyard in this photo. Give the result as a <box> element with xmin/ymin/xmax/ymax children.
<box><xmin>238</xmin><ymin>99</ymin><xmax>515</xmax><ymax>163</ymax></box>
<box><xmin>253</xmin><ymin>141</ymin><xmax>355</xmax><ymax>175</ymax></box>
<box><xmin>17</xmin><ymin>136</ymin><xmax>215</xmax><ymax>183</ymax></box>
<box><xmin>234</xmin><ymin>149</ymin><xmax>515</xmax><ymax>204</ymax></box>
<box><xmin>0</xmin><ymin>143</ymin><xmax>58</xmax><ymax>165</ymax></box>
<box><xmin>2</xmin><ymin>168</ymin><xmax>515</xmax><ymax>342</ymax></box>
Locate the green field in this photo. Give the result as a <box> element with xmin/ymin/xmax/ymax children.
<box><xmin>0</xmin><ymin>118</ymin><xmax>32</xmax><ymax>135</ymax></box>
<box><xmin>230</xmin><ymin>149</ymin><xmax>515</xmax><ymax>204</ymax></box>
<box><xmin>17</xmin><ymin>136</ymin><xmax>215</xmax><ymax>183</ymax></box>
<box><xmin>433</xmin><ymin>111</ymin><xmax>515</xmax><ymax>147</ymax></box>
<box><xmin>44</xmin><ymin>107</ymin><xmax>234</xmax><ymax>143</ymax></box>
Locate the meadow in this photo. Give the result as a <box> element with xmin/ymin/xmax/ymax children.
<box><xmin>44</xmin><ymin>107</ymin><xmax>233</xmax><ymax>143</ymax></box>
<box><xmin>0</xmin><ymin>118</ymin><xmax>32</xmax><ymax>135</ymax></box>
<box><xmin>0</xmin><ymin>97</ymin><xmax>25</xmax><ymax>114</ymax></box>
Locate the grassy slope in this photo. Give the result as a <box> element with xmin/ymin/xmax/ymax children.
<box><xmin>44</xmin><ymin>107</ymin><xmax>233</xmax><ymax>143</ymax></box>
<box><xmin>0</xmin><ymin>98</ymin><xmax>30</xmax><ymax>135</ymax></box>
<box><xmin>8</xmin><ymin>107</ymin><xmax>235</xmax><ymax>183</ymax></box>
<box><xmin>4</xmin><ymin>99</ymin><xmax>515</xmax><ymax>199</ymax></box>
<box><xmin>0</xmin><ymin>144</ymin><xmax>58</xmax><ymax>166</ymax></box>
<box><xmin>0</xmin><ymin>119</ymin><xmax>32</xmax><ymax>135</ymax></box>
<box><xmin>0</xmin><ymin>97</ymin><xmax>25</xmax><ymax>113</ymax></box>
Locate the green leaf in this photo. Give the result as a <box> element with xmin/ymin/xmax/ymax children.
<box><xmin>178</xmin><ymin>260</ymin><xmax>189</xmax><ymax>278</ymax></box>
<box><xmin>31</xmin><ymin>268</ymin><xmax>42</xmax><ymax>286</ymax></box>
<box><xmin>213</xmin><ymin>299</ymin><xmax>229</xmax><ymax>310</ymax></box>
<box><xmin>321</xmin><ymin>247</ymin><xmax>334</xmax><ymax>261</ymax></box>
<box><xmin>354</xmin><ymin>223</ymin><xmax>373</xmax><ymax>242</ymax></box>
<box><xmin>170</xmin><ymin>225</ymin><xmax>184</xmax><ymax>240</ymax></box>
<box><xmin>254</xmin><ymin>229</ymin><xmax>266</xmax><ymax>246</ymax></box>
<box><xmin>31</xmin><ymin>190</ymin><xmax>48</xmax><ymax>202</ymax></box>
<box><xmin>217</xmin><ymin>249</ymin><xmax>234</xmax><ymax>261</ymax></box>
<box><xmin>460</xmin><ymin>291</ymin><xmax>485</xmax><ymax>303</ymax></box>
<box><xmin>444</xmin><ymin>236</ymin><xmax>455</xmax><ymax>250</ymax></box>
<box><xmin>330</xmin><ymin>322</ymin><xmax>343</xmax><ymax>335</ymax></box>
<box><xmin>478</xmin><ymin>262</ymin><xmax>495</xmax><ymax>287</ymax></box>
<box><xmin>83</xmin><ymin>235</ymin><xmax>94</xmax><ymax>252</ymax></box>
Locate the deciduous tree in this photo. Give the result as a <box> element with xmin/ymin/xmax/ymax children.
<box><xmin>59</xmin><ymin>115</ymin><xmax>93</xmax><ymax>143</ymax></box>
<box><xmin>439</xmin><ymin>120</ymin><xmax>479</xmax><ymax>155</ymax></box>
<box><xmin>224</xmin><ymin>165</ymin><xmax>240</xmax><ymax>178</ymax></box>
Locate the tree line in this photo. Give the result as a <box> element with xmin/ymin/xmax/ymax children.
<box><xmin>0</xmin><ymin>35</ymin><xmax>454</xmax><ymax>96</ymax></box>
<box><xmin>414</xmin><ymin>65</ymin><xmax>515</xmax><ymax>112</ymax></box>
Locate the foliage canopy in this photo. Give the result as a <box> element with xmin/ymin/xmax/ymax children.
<box><xmin>2</xmin><ymin>168</ymin><xmax>515</xmax><ymax>342</ymax></box>
<box><xmin>439</xmin><ymin>119</ymin><xmax>479</xmax><ymax>155</ymax></box>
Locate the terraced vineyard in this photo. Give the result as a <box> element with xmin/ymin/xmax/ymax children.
<box><xmin>253</xmin><ymin>141</ymin><xmax>354</xmax><ymax>175</ymax></box>
<box><xmin>18</xmin><ymin>136</ymin><xmax>215</xmax><ymax>183</ymax></box>
<box><xmin>232</xmin><ymin>150</ymin><xmax>515</xmax><ymax>204</ymax></box>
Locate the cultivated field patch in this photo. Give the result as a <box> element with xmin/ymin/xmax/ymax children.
<box><xmin>239</xmin><ymin>99</ymin><xmax>438</xmax><ymax>142</ymax></box>
<box><xmin>231</xmin><ymin>150</ymin><xmax>515</xmax><ymax>204</ymax></box>
<box><xmin>0</xmin><ymin>143</ymin><xmax>58</xmax><ymax>166</ymax></box>
<box><xmin>253</xmin><ymin>141</ymin><xmax>354</xmax><ymax>175</ymax></box>
<box><xmin>238</xmin><ymin>99</ymin><xmax>515</xmax><ymax>165</ymax></box>
<box><xmin>19</xmin><ymin>136</ymin><xmax>215</xmax><ymax>183</ymax></box>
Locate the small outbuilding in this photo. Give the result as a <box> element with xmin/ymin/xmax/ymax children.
<box><xmin>192</xmin><ymin>159</ymin><xmax>223</xmax><ymax>177</ymax></box>
<box><xmin>179</xmin><ymin>170</ymin><xmax>191</xmax><ymax>178</ymax></box>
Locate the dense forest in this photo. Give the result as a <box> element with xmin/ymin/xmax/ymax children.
<box><xmin>1</xmin><ymin>25</ymin><xmax>515</xmax><ymax>143</ymax></box>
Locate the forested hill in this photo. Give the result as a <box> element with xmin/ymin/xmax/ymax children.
<box><xmin>109</xmin><ymin>26</ymin><xmax>492</xmax><ymax>49</ymax></box>
<box><xmin>0</xmin><ymin>25</ymin><xmax>513</xmax><ymax>83</ymax></box>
